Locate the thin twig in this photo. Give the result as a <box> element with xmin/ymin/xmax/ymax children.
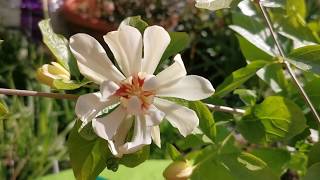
<box><xmin>0</xmin><ymin>88</ymin><xmax>245</xmax><ymax>115</ymax></box>
<box><xmin>0</xmin><ymin>88</ymin><xmax>78</xmax><ymax>100</ymax></box>
<box><xmin>206</xmin><ymin>103</ymin><xmax>246</xmax><ymax>115</ymax></box>
<box><xmin>257</xmin><ymin>2</ymin><xmax>320</xmax><ymax>124</ymax></box>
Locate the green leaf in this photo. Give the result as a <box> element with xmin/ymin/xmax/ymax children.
<box><xmin>234</xmin><ymin>89</ymin><xmax>257</xmax><ymax>106</ymax></box>
<box><xmin>305</xmin><ymin>78</ymin><xmax>320</xmax><ymax>109</ymax></box>
<box><xmin>237</xmin><ymin>36</ymin><xmax>273</xmax><ymax>61</ymax></box>
<box><xmin>38</xmin><ymin>19</ymin><xmax>80</xmax><ymax>78</ymax></box>
<box><xmin>231</xmin><ymin>13</ymin><xmax>276</xmax><ymax>57</ymax></box>
<box><xmin>288</xmin><ymin>45</ymin><xmax>320</xmax><ymax>75</ymax></box>
<box><xmin>120</xmin><ymin>16</ymin><xmax>148</xmax><ymax>33</ymax></box>
<box><xmin>0</xmin><ymin>40</ymin><xmax>3</xmax><ymax>44</ymax></box>
<box><xmin>238</xmin><ymin>96</ymin><xmax>308</xmax><ymax>143</ymax></box>
<box><xmin>302</xmin><ymin>162</ymin><xmax>320</xmax><ymax>180</ymax></box>
<box><xmin>166</xmin><ymin>144</ymin><xmax>183</xmax><ymax>161</ymax></box>
<box><xmin>160</xmin><ymin>32</ymin><xmax>190</xmax><ymax>62</ymax></box>
<box><xmin>119</xmin><ymin>146</ymin><xmax>150</xmax><ymax>168</ymax></box>
<box><xmin>254</xmin><ymin>96</ymin><xmax>307</xmax><ymax>141</ymax></box>
<box><xmin>237</xmin><ymin>113</ymin><xmax>267</xmax><ymax>144</ymax></box>
<box><xmin>237</xmin><ymin>152</ymin><xmax>267</xmax><ymax>171</ymax></box>
<box><xmin>53</xmin><ymin>79</ymin><xmax>91</xmax><ymax>90</ymax></box>
<box><xmin>251</xmin><ymin>148</ymin><xmax>291</xmax><ymax>176</ymax></box>
<box><xmin>189</xmin><ymin>101</ymin><xmax>216</xmax><ymax>142</ymax></box>
<box><xmin>214</xmin><ymin>61</ymin><xmax>269</xmax><ymax>97</ymax></box>
<box><xmin>0</xmin><ymin>102</ymin><xmax>8</xmax><ymax>116</ymax></box>
<box><xmin>287</xmin><ymin>152</ymin><xmax>308</xmax><ymax>174</ymax></box>
<box><xmin>286</xmin><ymin>0</ymin><xmax>306</xmax><ymax>19</ymax></box>
<box><xmin>256</xmin><ymin>63</ymin><xmax>288</xmax><ymax>93</ymax></box>
<box><xmin>308</xmin><ymin>142</ymin><xmax>320</xmax><ymax>167</ymax></box>
<box><xmin>68</xmin><ymin>121</ymin><xmax>112</xmax><ymax>180</ymax></box>
<box><xmin>195</xmin><ymin>0</ymin><xmax>233</xmax><ymax>11</ymax></box>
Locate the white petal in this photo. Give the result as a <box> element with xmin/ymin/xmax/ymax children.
<box><xmin>69</xmin><ymin>33</ymin><xmax>125</xmax><ymax>84</ymax></box>
<box><xmin>156</xmin><ymin>75</ymin><xmax>215</xmax><ymax>101</ymax></box>
<box><xmin>143</xmin><ymin>54</ymin><xmax>186</xmax><ymax>91</ymax></box>
<box><xmin>154</xmin><ymin>98</ymin><xmax>199</xmax><ymax>137</ymax></box>
<box><xmin>108</xmin><ymin>117</ymin><xmax>134</xmax><ymax>157</ymax></box>
<box><xmin>151</xmin><ymin>126</ymin><xmax>161</xmax><ymax>148</ymax></box>
<box><xmin>104</xmin><ymin>25</ymin><xmax>142</xmax><ymax>76</ymax></box>
<box><xmin>142</xmin><ymin>26</ymin><xmax>171</xmax><ymax>74</ymax></box>
<box><xmin>92</xmin><ymin>106</ymin><xmax>127</xmax><ymax>140</ymax></box>
<box><xmin>75</xmin><ymin>92</ymin><xmax>117</xmax><ymax>127</ymax></box>
<box><xmin>120</xmin><ymin>116</ymin><xmax>152</xmax><ymax>154</ymax></box>
<box><xmin>100</xmin><ymin>80</ymin><xmax>119</xmax><ymax>100</ymax></box>
<box><xmin>145</xmin><ymin>105</ymin><xmax>165</xmax><ymax>126</ymax></box>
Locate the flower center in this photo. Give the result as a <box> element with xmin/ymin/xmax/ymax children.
<box><xmin>114</xmin><ymin>73</ymin><xmax>155</xmax><ymax>114</ymax></box>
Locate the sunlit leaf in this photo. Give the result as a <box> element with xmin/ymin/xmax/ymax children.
<box><xmin>234</xmin><ymin>89</ymin><xmax>257</xmax><ymax>106</ymax></box>
<box><xmin>53</xmin><ymin>79</ymin><xmax>91</xmax><ymax>90</ymax></box>
<box><xmin>195</xmin><ymin>0</ymin><xmax>233</xmax><ymax>11</ymax></box>
<box><xmin>288</xmin><ymin>45</ymin><xmax>320</xmax><ymax>75</ymax></box>
<box><xmin>215</xmin><ymin>61</ymin><xmax>269</xmax><ymax>97</ymax></box>
<box><xmin>254</xmin><ymin>96</ymin><xmax>307</xmax><ymax>141</ymax></box>
<box><xmin>38</xmin><ymin>19</ymin><xmax>80</xmax><ymax>78</ymax></box>
<box><xmin>237</xmin><ymin>152</ymin><xmax>267</xmax><ymax>171</ymax></box>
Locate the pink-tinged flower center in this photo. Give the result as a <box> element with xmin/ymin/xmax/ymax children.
<box><xmin>114</xmin><ymin>74</ymin><xmax>155</xmax><ymax>113</ymax></box>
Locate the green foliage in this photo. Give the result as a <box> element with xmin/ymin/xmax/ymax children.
<box><xmin>38</xmin><ymin>19</ymin><xmax>80</xmax><ymax>79</ymax></box>
<box><xmin>234</xmin><ymin>89</ymin><xmax>257</xmax><ymax>106</ymax></box>
<box><xmin>160</xmin><ymin>32</ymin><xmax>190</xmax><ymax>62</ymax></box>
<box><xmin>166</xmin><ymin>144</ymin><xmax>183</xmax><ymax>161</ymax></box>
<box><xmin>68</xmin><ymin>121</ymin><xmax>112</xmax><ymax>180</ymax></box>
<box><xmin>302</xmin><ymin>162</ymin><xmax>320</xmax><ymax>180</ymax></box>
<box><xmin>52</xmin><ymin>79</ymin><xmax>91</xmax><ymax>90</ymax></box>
<box><xmin>288</xmin><ymin>45</ymin><xmax>320</xmax><ymax>75</ymax></box>
<box><xmin>0</xmin><ymin>102</ymin><xmax>8</xmax><ymax>116</ymax></box>
<box><xmin>307</xmin><ymin>142</ymin><xmax>320</xmax><ymax>167</ymax></box>
<box><xmin>119</xmin><ymin>146</ymin><xmax>150</xmax><ymax>168</ymax></box>
<box><xmin>214</xmin><ymin>61</ymin><xmax>269</xmax><ymax>97</ymax></box>
<box><xmin>120</xmin><ymin>16</ymin><xmax>148</xmax><ymax>33</ymax></box>
<box><xmin>238</xmin><ymin>96</ymin><xmax>307</xmax><ymax>143</ymax></box>
<box><xmin>189</xmin><ymin>101</ymin><xmax>216</xmax><ymax>142</ymax></box>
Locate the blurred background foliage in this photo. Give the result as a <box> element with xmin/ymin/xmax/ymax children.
<box><xmin>0</xmin><ymin>0</ymin><xmax>320</xmax><ymax>179</ymax></box>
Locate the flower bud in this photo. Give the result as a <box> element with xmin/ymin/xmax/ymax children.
<box><xmin>163</xmin><ymin>161</ymin><xmax>194</xmax><ymax>180</ymax></box>
<box><xmin>36</xmin><ymin>62</ymin><xmax>70</xmax><ymax>87</ymax></box>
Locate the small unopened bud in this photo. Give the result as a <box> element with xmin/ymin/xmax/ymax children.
<box><xmin>163</xmin><ymin>161</ymin><xmax>194</xmax><ymax>180</ymax></box>
<box><xmin>36</xmin><ymin>62</ymin><xmax>70</xmax><ymax>87</ymax></box>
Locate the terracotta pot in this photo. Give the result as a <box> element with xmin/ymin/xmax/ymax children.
<box><xmin>62</xmin><ymin>0</ymin><xmax>117</xmax><ymax>34</ymax></box>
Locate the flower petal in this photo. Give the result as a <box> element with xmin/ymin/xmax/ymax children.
<box><xmin>154</xmin><ymin>98</ymin><xmax>199</xmax><ymax>137</ymax></box>
<box><xmin>92</xmin><ymin>106</ymin><xmax>127</xmax><ymax>140</ymax></box>
<box><xmin>142</xmin><ymin>26</ymin><xmax>171</xmax><ymax>74</ymax></box>
<box><xmin>75</xmin><ymin>92</ymin><xmax>118</xmax><ymax>129</ymax></box>
<box><xmin>100</xmin><ymin>80</ymin><xmax>119</xmax><ymax>100</ymax></box>
<box><xmin>156</xmin><ymin>75</ymin><xmax>215</xmax><ymax>101</ymax></box>
<box><xmin>145</xmin><ymin>105</ymin><xmax>165</xmax><ymax>126</ymax></box>
<box><xmin>69</xmin><ymin>33</ymin><xmax>125</xmax><ymax>84</ymax></box>
<box><xmin>108</xmin><ymin>117</ymin><xmax>134</xmax><ymax>157</ymax></box>
<box><xmin>119</xmin><ymin>116</ymin><xmax>152</xmax><ymax>154</ymax></box>
<box><xmin>151</xmin><ymin>126</ymin><xmax>161</xmax><ymax>148</ymax></box>
<box><xmin>143</xmin><ymin>54</ymin><xmax>186</xmax><ymax>91</ymax></box>
<box><xmin>104</xmin><ymin>25</ymin><xmax>142</xmax><ymax>76</ymax></box>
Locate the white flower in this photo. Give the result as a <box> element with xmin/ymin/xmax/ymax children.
<box><xmin>195</xmin><ymin>0</ymin><xmax>233</xmax><ymax>11</ymax></box>
<box><xmin>69</xmin><ymin>24</ymin><xmax>214</xmax><ymax>157</ymax></box>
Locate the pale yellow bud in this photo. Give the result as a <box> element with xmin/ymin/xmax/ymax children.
<box><xmin>36</xmin><ymin>62</ymin><xmax>70</xmax><ymax>87</ymax></box>
<box><xmin>163</xmin><ymin>161</ymin><xmax>194</xmax><ymax>180</ymax></box>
